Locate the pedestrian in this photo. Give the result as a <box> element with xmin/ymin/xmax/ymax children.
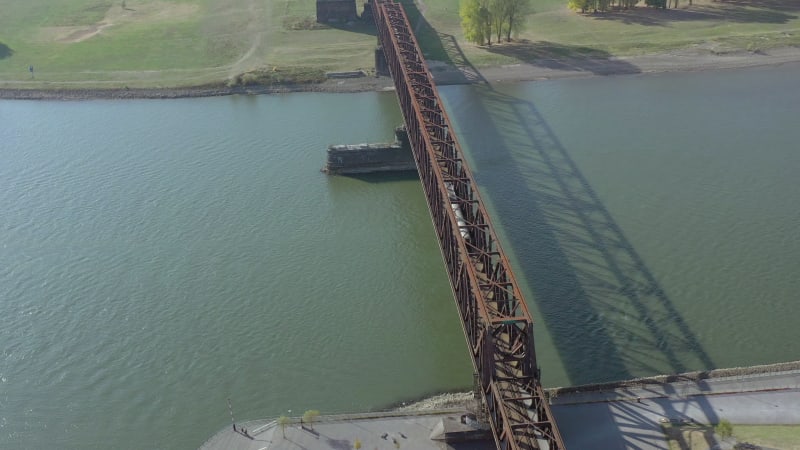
<box><xmin>233</xmin><ymin>423</ymin><xmax>236</xmax><ymax>432</ymax></box>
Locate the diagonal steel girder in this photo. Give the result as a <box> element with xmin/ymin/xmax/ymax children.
<box><xmin>370</xmin><ymin>1</ymin><xmax>567</xmax><ymax>449</ymax></box>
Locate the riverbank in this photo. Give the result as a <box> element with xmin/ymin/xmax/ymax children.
<box><xmin>197</xmin><ymin>361</ymin><xmax>800</xmax><ymax>449</ymax></box>
<box><xmin>3</xmin><ymin>46</ymin><xmax>799</xmax><ymax>100</ymax></box>
<box><xmin>0</xmin><ymin>76</ymin><xmax>396</xmax><ymax>101</ymax></box>
<box><xmin>395</xmin><ymin>360</ymin><xmax>800</xmax><ymax>413</ymax></box>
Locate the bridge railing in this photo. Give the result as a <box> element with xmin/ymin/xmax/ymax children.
<box><xmin>370</xmin><ymin>1</ymin><xmax>566</xmax><ymax>449</ymax></box>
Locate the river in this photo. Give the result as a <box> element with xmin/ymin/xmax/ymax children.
<box><xmin>1</xmin><ymin>63</ymin><xmax>799</xmax><ymax>449</ymax></box>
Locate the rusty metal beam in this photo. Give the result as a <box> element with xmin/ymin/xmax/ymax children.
<box><xmin>371</xmin><ymin>1</ymin><xmax>567</xmax><ymax>449</ymax></box>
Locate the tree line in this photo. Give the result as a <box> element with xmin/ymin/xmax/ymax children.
<box><xmin>459</xmin><ymin>0</ymin><xmax>531</xmax><ymax>46</ymax></box>
<box><xmin>568</xmin><ymin>0</ymin><xmax>690</xmax><ymax>13</ymax></box>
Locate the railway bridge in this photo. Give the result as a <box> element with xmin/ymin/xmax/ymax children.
<box><xmin>370</xmin><ymin>1</ymin><xmax>566</xmax><ymax>449</ymax></box>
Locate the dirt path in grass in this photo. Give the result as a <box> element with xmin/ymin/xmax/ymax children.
<box><xmin>227</xmin><ymin>0</ymin><xmax>267</xmax><ymax>78</ymax></box>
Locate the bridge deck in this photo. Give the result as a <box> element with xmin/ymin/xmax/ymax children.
<box><xmin>370</xmin><ymin>1</ymin><xmax>566</xmax><ymax>449</ymax></box>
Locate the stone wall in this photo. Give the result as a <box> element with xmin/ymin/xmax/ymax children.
<box><xmin>322</xmin><ymin>127</ymin><xmax>415</xmax><ymax>175</ymax></box>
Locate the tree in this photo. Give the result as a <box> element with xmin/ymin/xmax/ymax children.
<box><xmin>277</xmin><ymin>415</ymin><xmax>289</xmax><ymax>438</ymax></box>
<box><xmin>460</xmin><ymin>0</ymin><xmax>492</xmax><ymax>45</ymax></box>
<box><xmin>568</xmin><ymin>0</ymin><xmax>592</xmax><ymax>13</ymax></box>
<box><xmin>303</xmin><ymin>410</ymin><xmax>320</xmax><ymax>430</ymax></box>
<box><xmin>715</xmin><ymin>419</ymin><xmax>733</xmax><ymax>439</ymax></box>
<box><xmin>490</xmin><ymin>0</ymin><xmax>506</xmax><ymax>44</ymax></box>
<box><xmin>500</xmin><ymin>0</ymin><xmax>530</xmax><ymax>42</ymax></box>
<box><xmin>461</xmin><ymin>0</ymin><xmax>530</xmax><ymax>44</ymax></box>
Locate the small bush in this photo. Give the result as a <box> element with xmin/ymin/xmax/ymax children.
<box><xmin>228</xmin><ymin>66</ymin><xmax>326</xmax><ymax>87</ymax></box>
<box><xmin>715</xmin><ymin>419</ymin><xmax>734</xmax><ymax>439</ymax></box>
<box><xmin>283</xmin><ymin>17</ymin><xmax>329</xmax><ymax>31</ymax></box>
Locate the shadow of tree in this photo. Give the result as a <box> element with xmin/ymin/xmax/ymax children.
<box><xmin>591</xmin><ymin>1</ymin><xmax>798</xmax><ymax>26</ymax></box>
<box><xmin>0</xmin><ymin>42</ymin><xmax>13</xmax><ymax>59</ymax></box>
<box><xmin>486</xmin><ymin>40</ymin><xmax>641</xmax><ymax>76</ymax></box>
<box><xmin>720</xmin><ymin>0</ymin><xmax>800</xmax><ymax>12</ymax></box>
<box><xmin>327</xmin><ymin>19</ymin><xmax>377</xmax><ymax>37</ymax></box>
<box><xmin>324</xmin><ymin>436</ymin><xmax>352</xmax><ymax>449</ymax></box>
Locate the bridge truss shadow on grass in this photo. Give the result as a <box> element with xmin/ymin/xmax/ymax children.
<box><xmin>0</xmin><ymin>42</ymin><xmax>13</xmax><ymax>59</ymax></box>
<box><xmin>486</xmin><ymin>40</ymin><xmax>641</xmax><ymax>76</ymax></box>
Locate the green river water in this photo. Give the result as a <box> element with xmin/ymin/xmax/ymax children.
<box><xmin>1</xmin><ymin>63</ymin><xmax>799</xmax><ymax>449</ymax></box>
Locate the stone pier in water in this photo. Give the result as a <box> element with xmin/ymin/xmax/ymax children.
<box><xmin>322</xmin><ymin>126</ymin><xmax>415</xmax><ymax>175</ymax></box>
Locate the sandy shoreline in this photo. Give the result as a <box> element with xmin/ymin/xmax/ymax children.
<box><xmin>432</xmin><ymin>46</ymin><xmax>800</xmax><ymax>84</ymax></box>
<box><xmin>2</xmin><ymin>46</ymin><xmax>799</xmax><ymax>100</ymax></box>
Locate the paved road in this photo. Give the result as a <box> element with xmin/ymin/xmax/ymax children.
<box><xmin>552</xmin><ymin>372</ymin><xmax>800</xmax><ymax>449</ymax></box>
<box><xmin>199</xmin><ymin>371</ymin><xmax>800</xmax><ymax>449</ymax></box>
<box><xmin>199</xmin><ymin>411</ymin><xmax>490</xmax><ymax>450</ymax></box>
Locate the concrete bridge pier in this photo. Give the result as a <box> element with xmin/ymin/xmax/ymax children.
<box><xmin>375</xmin><ymin>46</ymin><xmax>389</xmax><ymax>77</ymax></box>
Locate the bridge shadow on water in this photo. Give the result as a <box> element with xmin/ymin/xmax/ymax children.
<box><xmin>448</xmin><ymin>81</ymin><xmax>723</xmax><ymax>444</ymax></box>
<box><xmin>363</xmin><ymin>5</ymin><xmax>725</xmax><ymax>436</ymax></box>
<box><xmin>458</xmin><ymin>82</ymin><xmax>715</xmax><ymax>384</ymax></box>
<box><xmin>411</xmin><ymin>16</ymin><xmax>717</xmax><ymax>392</ymax></box>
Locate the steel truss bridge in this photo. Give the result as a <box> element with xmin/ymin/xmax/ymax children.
<box><xmin>370</xmin><ymin>1</ymin><xmax>566</xmax><ymax>449</ymax></box>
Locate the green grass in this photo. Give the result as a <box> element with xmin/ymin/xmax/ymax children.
<box><xmin>734</xmin><ymin>424</ymin><xmax>800</xmax><ymax>450</ymax></box>
<box><xmin>403</xmin><ymin>0</ymin><xmax>800</xmax><ymax>67</ymax></box>
<box><xmin>1</xmin><ymin>0</ymin><xmax>799</xmax><ymax>88</ymax></box>
<box><xmin>0</xmin><ymin>0</ymin><xmax>376</xmax><ymax>88</ymax></box>
<box><xmin>662</xmin><ymin>422</ymin><xmax>800</xmax><ymax>450</ymax></box>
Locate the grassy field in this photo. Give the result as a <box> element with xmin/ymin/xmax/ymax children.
<box><xmin>409</xmin><ymin>0</ymin><xmax>800</xmax><ymax>67</ymax></box>
<box><xmin>0</xmin><ymin>0</ymin><xmax>377</xmax><ymax>88</ymax></box>
<box><xmin>0</xmin><ymin>0</ymin><xmax>799</xmax><ymax>88</ymax></box>
<box><xmin>663</xmin><ymin>423</ymin><xmax>800</xmax><ymax>450</ymax></box>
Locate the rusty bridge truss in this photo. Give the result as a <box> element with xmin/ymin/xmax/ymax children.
<box><xmin>371</xmin><ymin>1</ymin><xmax>566</xmax><ymax>449</ymax></box>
